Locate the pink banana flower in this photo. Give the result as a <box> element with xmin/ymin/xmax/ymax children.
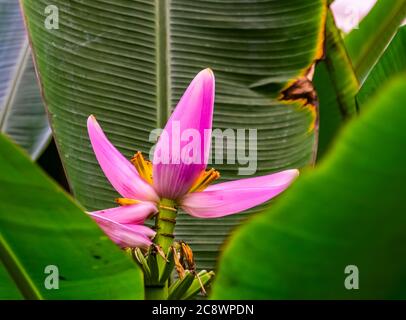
<box><xmin>87</xmin><ymin>69</ymin><xmax>299</xmax><ymax>249</ymax></box>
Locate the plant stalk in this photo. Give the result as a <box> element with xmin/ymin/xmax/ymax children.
<box><xmin>145</xmin><ymin>198</ymin><xmax>177</xmax><ymax>300</ymax></box>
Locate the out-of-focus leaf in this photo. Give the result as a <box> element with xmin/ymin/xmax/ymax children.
<box><xmin>20</xmin><ymin>0</ymin><xmax>326</xmax><ymax>271</ymax></box>
<box><xmin>357</xmin><ymin>26</ymin><xmax>406</xmax><ymax>108</ymax></box>
<box><xmin>0</xmin><ymin>0</ymin><xmax>51</xmax><ymax>159</ymax></box>
<box><xmin>314</xmin><ymin>10</ymin><xmax>358</xmax><ymax>159</ymax></box>
<box><xmin>344</xmin><ymin>0</ymin><xmax>406</xmax><ymax>82</ymax></box>
<box><xmin>212</xmin><ymin>75</ymin><xmax>406</xmax><ymax>299</ymax></box>
<box><xmin>0</xmin><ymin>134</ymin><xmax>144</xmax><ymax>299</ymax></box>
<box><xmin>0</xmin><ymin>262</ymin><xmax>22</xmax><ymax>300</ymax></box>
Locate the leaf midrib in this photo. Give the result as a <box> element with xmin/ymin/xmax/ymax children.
<box><xmin>0</xmin><ymin>233</ymin><xmax>43</xmax><ymax>300</ymax></box>
<box><xmin>324</xmin><ymin>11</ymin><xmax>359</xmax><ymax>118</ymax></box>
<box><xmin>0</xmin><ymin>41</ymin><xmax>30</xmax><ymax>131</ymax></box>
<box><xmin>156</xmin><ymin>0</ymin><xmax>171</xmax><ymax>128</ymax></box>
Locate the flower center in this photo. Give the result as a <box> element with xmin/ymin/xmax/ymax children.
<box><xmin>131</xmin><ymin>151</ymin><xmax>153</xmax><ymax>184</ymax></box>
<box><xmin>130</xmin><ymin>151</ymin><xmax>220</xmax><ymax>198</ymax></box>
<box><xmin>115</xmin><ymin>198</ymin><xmax>140</xmax><ymax>206</ymax></box>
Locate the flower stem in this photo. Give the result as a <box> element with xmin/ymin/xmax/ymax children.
<box><xmin>154</xmin><ymin>198</ymin><xmax>177</xmax><ymax>255</ymax></box>
<box><xmin>145</xmin><ymin>285</ymin><xmax>168</xmax><ymax>300</ymax></box>
<box><xmin>145</xmin><ymin>198</ymin><xmax>177</xmax><ymax>300</ymax></box>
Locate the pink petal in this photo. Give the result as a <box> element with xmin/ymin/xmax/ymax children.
<box><xmin>87</xmin><ymin>115</ymin><xmax>158</xmax><ymax>202</ymax></box>
<box><xmin>125</xmin><ymin>224</ymin><xmax>157</xmax><ymax>238</ymax></box>
<box><xmin>180</xmin><ymin>169</ymin><xmax>299</xmax><ymax>218</ymax></box>
<box><xmin>153</xmin><ymin>69</ymin><xmax>215</xmax><ymax>199</ymax></box>
<box><xmin>89</xmin><ymin>212</ymin><xmax>155</xmax><ymax>249</ymax></box>
<box><xmin>89</xmin><ymin>202</ymin><xmax>157</xmax><ymax>224</ymax></box>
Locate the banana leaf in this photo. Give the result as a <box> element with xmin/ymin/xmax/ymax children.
<box><xmin>212</xmin><ymin>74</ymin><xmax>406</xmax><ymax>299</ymax></box>
<box><xmin>357</xmin><ymin>25</ymin><xmax>406</xmax><ymax>108</ymax></box>
<box><xmin>20</xmin><ymin>0</ymin><xmax>327</xmax><ymax>271</ymax></box>
<box><xmin>0</xmin><ymin>0</ymin><xmax>51</xmax><ymax>159</ymax></box>
<box><xmin>0</xmin><ymin>134</ymin><xmax>144</xmax><ymax>299</ymax></box>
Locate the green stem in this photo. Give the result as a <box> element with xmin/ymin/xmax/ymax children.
<box><xmin>154</xmin><ymin>198</ymin><xmax>177</xmax><ymax>254</ymax></box>
<box><xmin>145</xmin><ymin>198</ymin><xmax>177</xmax><ymax>300</ymax></box>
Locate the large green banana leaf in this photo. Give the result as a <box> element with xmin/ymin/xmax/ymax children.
<box><xmin>0</xmin><ymin>134</ymin><xmax>144</xmax><ymax>299</ymax></box>
<box><xmin>344</xmin><ymin>0</ymin><xmax>406</xmax><ymax>82</ymax></box>
<box><xmin>0</xmin><ymin>0</ymin><xmax>51</xmax><ymax>159</ymax></box>
<box><xmin>20</xmin><ymin>0</ymin><xmax>326</xmax><ymax>271</ymax></box>
<box><xmin>314</xmin><ymin>9</ymin><xmax>358</xmax><ymax>159</ymax></box>
<box><xmin>357</xmin><ymin>26</ymin><xmax>406</xmax><ymax>108</ymax></box>
<box><xmin>211</xmin><ymin>74</ymin><xmax>406</xmax><ymax>299</ymax></box>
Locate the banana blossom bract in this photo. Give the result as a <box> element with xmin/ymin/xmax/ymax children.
<box><xmin>87</xmin><ymin>69</ymin><xmax>299</xmax><ymax>249</ymax></box>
